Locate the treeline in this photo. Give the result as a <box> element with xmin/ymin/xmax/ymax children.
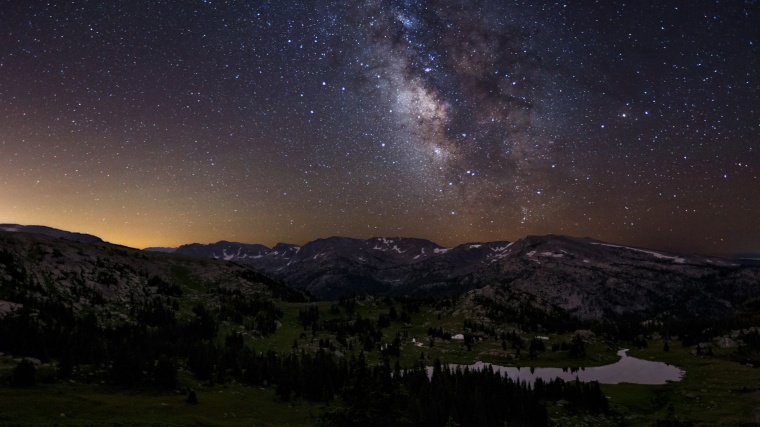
<box><xmin>0</xmin><ymin>296</ymin><xmax>610</xmax><ymax>427</ymax></box>
<box><xmin>0</xmin><ymin>288</ymin><xmax>289</xmax><ymax>379</ymax></box>
<box><xmin>218</xmin><ymin>288</ymin><xmax>283</xmax><ymax>335</ymax></box>
<box><xmin>296</xmin><ymin>297</ymin><xmax>418</xmax><ymax>353</ymax></box>
<box><xmin>0</xmin><ymin>246</ymin><xmax>298</xmax><ymax>386</ymax></box>
<box><xmin>319</xmin><ymin>354</ymin><xmax>609</xmax><ymax>427</ymax></box>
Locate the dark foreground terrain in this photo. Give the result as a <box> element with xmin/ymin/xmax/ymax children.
<box><xmin>1</xmin><ymin>228</ymin><xmax>759</xmax><ymax>426</ymax></box>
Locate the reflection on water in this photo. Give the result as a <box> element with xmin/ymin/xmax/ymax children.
<box><xmin>434</xmin><ymin>349</ymin><xmax>683</xmax><ymax>385</ymax></box>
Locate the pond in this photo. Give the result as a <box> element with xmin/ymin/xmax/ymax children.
<box><xmin>433</xmin><ymin>349</ymin><xmax>684</xmax><ymax>385</ymax></box>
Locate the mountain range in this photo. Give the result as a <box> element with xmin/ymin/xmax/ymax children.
<box><xmin>1</xmin><ymin>224</ymin><xmax>758</xmax><ymax>321</ymax></box>
<box><xmin>171</xmin><ymin>235</ymin><xmax>760</xmax><ymax>320</ymax></box>
<box><xmin>174</xmin><ymin>236</ymin><xmax>509</xmax><ymax>298</ymax></box>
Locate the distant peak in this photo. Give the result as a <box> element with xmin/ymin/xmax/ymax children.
<box><xmin>143</xmin><ymin>247</ymin><xmax>176</xmax><ymax>253</ymax></box>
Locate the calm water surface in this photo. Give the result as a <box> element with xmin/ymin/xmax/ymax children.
<box><xmin>436</xmin><ymin>349</ymin><xmax>683</xmax><ymax>385</ymax></box>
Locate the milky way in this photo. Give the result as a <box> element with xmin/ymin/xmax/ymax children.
<box><xmin>345</xmin><ymin>1</ymin><xmax>564</xmax><ymax>213</ymax></box>
<box><xmin>1</xmin><ymin>1</ymin><xmax>758</xmax><ymax>255</ymax></box>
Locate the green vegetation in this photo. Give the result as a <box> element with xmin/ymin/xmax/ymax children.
<box><xmin>1</xmin><ymin>241</ymin><xmax>759</xmax><ymax>426</ymax></box>
<box><xmin>602</xmin><ymin>340</ymin><xmax>760</xmax><ymax>426</ymax></box>
<box><xmin>0</xmin><ymin>382</ymin><xmax>317</xmax><ymax>426</ymax></box>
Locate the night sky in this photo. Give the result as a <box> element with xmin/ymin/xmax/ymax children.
<box><xmin>1</xmin><ymin>1</ymin><xmax>758</xmax><ymax>255</ymax></box>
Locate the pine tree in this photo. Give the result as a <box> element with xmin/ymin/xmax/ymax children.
<box><xmin>568</xmin><ymin>335</ymin><xmax>586</xmax><ymax>358</ymax></box>
<box><xmin>12</xmin><ymin>359</ymin><xmax>36</xmax><ymax>387</ymax></box>
<box><xmin>154</xmin><ymin>356</ymin><xmax>178</xmax><ymax>389</ymax></box>
<box><xmin>57</xmin><ymin>350</ymin><xmax>74</xmax><ymax>379</ymax></box>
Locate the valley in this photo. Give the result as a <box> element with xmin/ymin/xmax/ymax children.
<box><xmin>0</xmin><ymin>227</ymin><xmax>759</xmax><ymax>426</ymax></box>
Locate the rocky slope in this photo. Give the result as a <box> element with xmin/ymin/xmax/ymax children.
<box><xmin>0</xmin><ymin>229</ymin><xmax>302</xmax><ymax>324</ymax></box>
<box><xmin>477</xmin><ymin>235</ymin><xmax>759</xmax><ymax>319</ymax></box>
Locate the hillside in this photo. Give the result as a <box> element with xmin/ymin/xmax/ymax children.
<box><xmin>0</xmin><ymin>229</ymin><xmax>305</xmax><ymax>325</ymax></box>
<box><xmin>0</xmin><ymin>224</ymin><xmax>102</xmax><ymax>244</ymax></box>
<box><xmin>1</xmin><ymin>227</ymin><xmax>760</xmax><ymax>426</ymax></box>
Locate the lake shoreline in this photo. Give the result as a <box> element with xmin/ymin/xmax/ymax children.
<box><xmin>430</xmin><ymin>348</ymin><xmax>685</xmax><ymax>385</ymax></box>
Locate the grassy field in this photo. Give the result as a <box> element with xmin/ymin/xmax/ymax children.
<box><xmin>0</xmin><ymin>379</ymin><xmax>320</xmax><ymax>427</ymax></box>
<box><xmin>2</xmin><ymin>297</ymin><xmax>760</xmax><ymax>426</ymax></box>
<box><xmin>0</xmin><ymin>354</ymin><xmax>319</xmax><ymax>427</ymax></box>
<box><xmin>601</xmin><ymin>340</ymin><xmax>760</xmax><ymax>426</ymax></box>
<box><xmin>262</xmin><ymin>300</ymin><xmax>760</xmax><ymax>425</ymax></box>
<box><xmin>259</xmin><ymin>299</ymin><xmax>620</xmax><ymax>368</ymax></box>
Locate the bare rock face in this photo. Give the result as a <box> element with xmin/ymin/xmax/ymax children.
<box><xmin>713</xmin><ymin>336</ymin><xmax>738</xmax><ymax>348</ymax></box>
<box><xmin>574</xmin><ymin>330</ymin><xmax>596</xmax><ymax>339</ymax></box>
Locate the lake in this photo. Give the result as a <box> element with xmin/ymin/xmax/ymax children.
<box><xmin>433</xmin><ymin>349</ymin><xmax>684</xmax><ymax>385</ymax></box>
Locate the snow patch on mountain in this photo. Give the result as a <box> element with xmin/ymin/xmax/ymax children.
<box><xmin>492</xmin><ymin>243</ymin><xmax>514</xmax><ymax>252</ymax></box>
<box><xmin>706</xmin><ymin>258</ymin><xmax>739</xmax><ymax>267</ymax></box>
<box><xmin>593</xmin><ymin>243</ymin><xmax>686</xmax><ymax>263</ymax></box>
<box><xmin>540</xmin><ymin>251</ymin><xmax>564</xmax><ymax>258</ymax></box>
<box><xmin>487</xmin><ymin>243</ymin><xmax>514</xmax><ymax>262</ymax></box>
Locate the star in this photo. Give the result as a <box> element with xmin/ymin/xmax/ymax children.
<box><xmin>0</xmin><ymin>0</ymin><xmax>755</xmax><ymax>256</ymax></box>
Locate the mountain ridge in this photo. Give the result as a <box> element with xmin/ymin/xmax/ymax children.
<box><xmin>2</xmin><ymin>229</ymin><xmax>759</xmax><ymax>426</ymax></box>
<box><xmin>172</xmin><ymin>233</ymin><xmax>757</xmax><ymax>319</ymax></box>
<box><xmin>2</xmin><ymin>224</ymin><xmax>757</xmax><ymax>320</ymax></box>
<box><xmin>0</xmin><ymin>228</ymin><xmax>306</xmax><ymax>323</ymax></box>
<box><xmin>0</xmin><ymin>224</ymin><xmax>103</xmax><ymax>244</ymax></box>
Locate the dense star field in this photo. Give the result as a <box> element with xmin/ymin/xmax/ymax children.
<box><xmin>1</xmin><ymin>1</ymin><xmax>757</xmax><ymax>255</ymax></box>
